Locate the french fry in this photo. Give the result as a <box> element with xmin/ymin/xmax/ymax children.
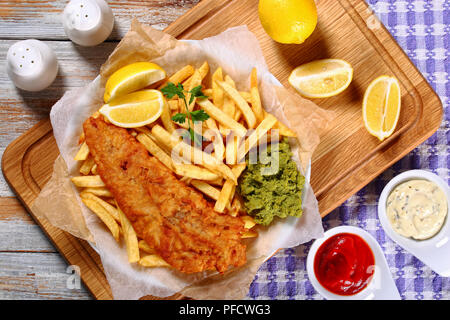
<box><xmin>81</xmin><ymin>197</ymin><xmax>120</xmax><ymax>242</ymax></box>
<box><xmin>225</xmin><ymin>133</ymin><xmax>242</xmax><ymax>165</ymax></box>
<box><xmin>160</xmin><ymin>98</ymin><xmax>175</xmax><ymax>133</ymax></box>
<box><xmin>209</xmin><ymin>177</ymin><xmax>224</xmax><ymax>186</ymax></box>
<box><xmin>196</xmin><ymin>98</ymin><xmax>247</xmax><ymax>137</ymax></box>
<box><xmin>74</xmin><ymin>142</ymin><xmax>90</xmax><ymax>161</ymax></box>
<box><xmin>203</xmin><ymin>129</ymin><xmax>225</xmax><ymax>161</ymax></box>
<box><xmin>220</xmin><ymin>103</ymin><xmax>235</xmax><ymax>135</ymax></box>
<box><xmin>158</xmin><ymin>65</ymin><xmax>194</xmax><ymax>90</ymax></box>
<box><xmin>241</xmin><ymin>230</ymin><xmax>258</xmax><ymax>239</ymax></box>
<box><xmin>270</xmin><ymin>115</ymin><xmax>297</xmax><ymax>137</ymax></box>
<box><xmin>173</xmin><ymin>121</ymin><xmax>204</xmax><ymax>143</ymax></box>
<box><xmin>82</xmin><ymin>187</ymin><xmax>113</xmax><ymax>198</ymax></box>
<box><xmin>238</xmin><ymin>113</ymin><xmax>278</xmax><ymax>161</ymax></box>
<box><xmin>214</xmin><ymin>164</ymin><xmax>246</xmax><ymax>213</ymax></box>
<box><xmin>191</xmin><ymin>180</ymin><xmax>221</xmax><ymax>201</ymax></box>
<box><xmin>139</xmin><ymin>255</ymin><xmax>171</xmax><ymax>268</ymax></box>
<box><xmin>179</xmin><ymin>176</ymin><xmax>192</xmax><ymax>184</ymax></box>
<box><xmin>178</xmin><ymin>98</ymin><xmax>184</xmax><ymax>113</ymax></box>
<box><xmin>203</xmin><ymin>88</ymin><xmax>213</xmax><ymax>97</ymax></box>
<box><xmin>224</xmin><ymin>75</ymin><xmax>238</xmax><ymax>119</ymax></box>
<box><xmin>117</xmin><ymin>206</ymin><xmax>140</xmax><ymax>263</ymax></box>
<box><xmin>79</xmin><ymin>155</ymin><xmax>95</xmax><ymax>175</ymax></box>
<box><xmin>151</xmin><ymin>125</ymin><xmax>237</xmax><ymax>184</ymax></box>
<box><xmin>183</xmin><ymin>61</ymin><xmax>209</xmax><ymax>89</ymax></box>
<box><xmin>218</xmin><ymin>75</ymin><xmax>237</xmax><ymax>134</ymax></box>
<box><xmin>71</xmin><ymin>175</ymin><xmax>105</xmax><ymax>188</ymax></box>
<box><xmin>225</xmin><ymin>134</ymin><xmax>236</xmax><ymax>165</ymax></box>
<box><xmin>216</xmin><ymin>80</ymin><xmax>256</xmax><ymax>129</ymax></box>
<box><xmin>79</xmin><ymin>192</ymin><xmax>120</xmax><ymax>222</ymax></box>
<box><xmin>234</xmin><ymin>109</ymin><xmax>242</xmax><ymax>122</ymax></box>
<box><xmin>241</xmin><ymin>215</ymin><xmax>257</xmax><ymax>229</ymax></box>
<box><xmin>223</xmin><ymin>93</ymin><xmax>235</xmax><ymax>119</ymax></box>
<box><xmin>198</xmin><ymin>61</ymin><xmax>210</xmax><ymax>80</ymax></box>
<box><xmin>134</xmin><ymin>126</ymin><xmax>152</xmax><ymax>135</ymax></box>
<box><xmin>104</xmin><ymin>198</ymin><xmax>117</xmax><ymax>206</ymax></box>
<box><xmin>205</xmin><ymin>117</ymin><xmax>218</xmax><ymax>131</ymax></box>
<box><xmin>174</xmin><ymin>164</ymin><xmax>220</xmax><ymax>181</ymax></box>
<box><xmin>78</xmin><ymin>131</ymin><xmax>85</xmax><ymax>144</ymax></box>
<box><xmin>91</xmin><ymin>164</ymin><xmax>98</xmax><ymax>175</ymax></box>
<box><xmin>239</xmin><ymin>91</ymin><xmax>252</xmax><ymax>103</ymax></box>
<box><xmin>168</xmin><ymin>100</ymin><xmax>179</xmax><ymax>112</ymax></box>
<box><xmin>232</xmin><ymin>163</ymin><xmax>247</xmax><ymax>180</ymax></box>
<box><xmin>212</xmin><ymin>67</ymin><xmax>224</xmax><ymax>109</ymax></box>
<box><xmin>186</xmin><ymin>69</ymin><xmax>203</xmax><ymax>111</ymax></box>
<box><xmin>250</xmin><ymin>68</ymin><xmax>264</xmax><ymax>124</ymax></box>
<box><xmin>214</xmin><ymin>180</ymin><xmax>234</xmax><ymax>213</ymax></box>
<box><xmin>173</xmin><ymin>117</ymin><xmax>189</xmax><ymax>130</ymax></box>
<box><xmin>229</xmin><ymin>196</ymin><xmax>244</xmax><ymax>217</ymax></box>
<box><xmin>138</xmin><ymin>240</ymin><xmax>155</xmax><ymax>254</ymax></box>
<box><xmin>136</xmin><ymin>133</ymin><xmax>175</xmax><ymax>171</ymax></box>
<box><xmin>274</xmin><ymin>123</ymin><xmax>296</xmax><ymax>137</ymax></box>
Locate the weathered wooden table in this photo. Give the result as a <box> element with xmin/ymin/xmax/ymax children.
<box><xmin>0</xmin><ymin>0</ymin><xmax>200</xmax><ymax>300</ymax></box>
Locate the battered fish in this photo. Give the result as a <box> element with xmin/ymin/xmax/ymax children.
<box><xmin>83</xmin><ymin>116</ymin><xmax>247</xmax><ymax>273</ymax></box>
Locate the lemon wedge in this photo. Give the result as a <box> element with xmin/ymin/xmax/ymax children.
<box><xmin>288</xmin><ymin>59</ymin><xmax>354</xmax><ymax>98</ymax></box>
<box><xmin>363</xmin><ymin>75</ymin><xmax>401</xmax><ymax>141</ymax></box>
<box><xmin>104</xmin><ymin>62</ymin><xmax>166</xmax><ymax>103</ymax></box>
<box><xmin>99</xmin><ymin>90</ymin><xmax>164</xmax><ymax>128</ymax></box>
<box><xmin>258</xmin><ymin>0</ymin><xmax>317</xmax><ymax>44</ymax></box>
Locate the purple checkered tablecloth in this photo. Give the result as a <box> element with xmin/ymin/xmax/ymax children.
<box><xmin>247</xmin><ymin>0</ymin><xmax>450</xmax><ymax>300</ymax></box>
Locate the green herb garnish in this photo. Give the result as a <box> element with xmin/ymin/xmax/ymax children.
<box><xmin>161</xmin><ymin>82</ymin><xmax>209</xmax><ymax>146</ymax></box>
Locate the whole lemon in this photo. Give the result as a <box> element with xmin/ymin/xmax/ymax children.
<box><xmin>258</xmin><ymin>0</ymin><xmax>318</xmax><ymax>44</ymax></box>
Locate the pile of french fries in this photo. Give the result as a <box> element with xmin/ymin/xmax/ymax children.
<box><xmin>71</xmin><ymin>61</ymin><xmax>296</xmax><ymax>268</ymax></box>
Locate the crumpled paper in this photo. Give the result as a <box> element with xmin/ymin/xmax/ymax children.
<box><xmin>31</xmin><ymin>20</ymin><xmax>334</xmax><ymax>300</ymax></box>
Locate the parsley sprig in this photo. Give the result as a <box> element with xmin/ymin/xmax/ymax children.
<box><xmin>161</xmin><ymin>82</ymin><xmax>210</xmax><ymax>146</ymax></box>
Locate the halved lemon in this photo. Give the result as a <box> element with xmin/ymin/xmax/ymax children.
<box><xmin>104</xmin><ymin>62</ymin><xmax>166</xmax><ymax>103</ymax></box>
<box><xmin>99</xmin><ymin>90</ymin><xmax>164</xmax><ymax>128</ymax></box>
<box><xmin>363</xmin><ymin>75</ymin><xmax>401</xmax><ymax>141</ymax></box>
<box><xmin>288</xmin><ymin>59</ymin><xmax>353</xmax><ymax>98</ymax></box>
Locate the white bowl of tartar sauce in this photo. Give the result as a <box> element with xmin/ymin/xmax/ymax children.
<box><xmin>378</xmin><ymin>170</ymin><xmax>450</xmax><ymax>276</ymax></box>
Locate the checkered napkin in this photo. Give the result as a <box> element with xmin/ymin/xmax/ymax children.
<box><xmin>247</xmin><ymin>0</ymin><xmax>450</xmax><ymax>300</ymax></box>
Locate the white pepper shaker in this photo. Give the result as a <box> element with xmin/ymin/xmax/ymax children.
<box><xmin>6</xmin><ymin>39</ymin><xmax>59</xmax><ymax>92</ymax></box>
<box><xmin>63</xmin><ymin>0</ymin><xmax>114</xmax><ymax>47</ymax></box>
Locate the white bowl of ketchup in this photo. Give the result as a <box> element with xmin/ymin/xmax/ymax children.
<box><xmin>306</xmin><ymin>226</ymin><xmax>400</xmax><ymax>300</ymax></box>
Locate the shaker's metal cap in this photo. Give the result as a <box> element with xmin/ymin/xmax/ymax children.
<box><xmin>6</xmin><ymin>39</ymin><xmax>59</xmax><ymax>92</ymax></box>
<box><xmin>63</xmin><ymin>0</ymin><xmax>114</xmax><ymax>47</ymax></box>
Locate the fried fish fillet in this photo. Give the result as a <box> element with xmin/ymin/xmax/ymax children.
<box><xmin>83</xmin><ymin>116</ymin><xmax>247</xmax><ymax>273</ymax></box>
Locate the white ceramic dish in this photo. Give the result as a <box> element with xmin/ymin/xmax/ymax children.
<box><xmin>378</xmin><ymin>169</ymin><xmax>450</xmax><ymax>276</ymax></box>
<box><xmin>63</xmin><ymin>0</ymin><xmax>114</xmax><ymax>47</ymax></box>
<box><xmin>6</xmin><ymin>39</ymin><xmax>58</xmax><ymax>91</ymax></box>
<box><xmin>306</xmin><ymin>226</ymin><xmax>400</xmax><ymax>300</ymax></box>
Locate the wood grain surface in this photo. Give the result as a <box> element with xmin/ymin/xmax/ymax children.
<box><xmin>0</xmin><ymin>0</ymin><xmax>200</xmax><ymax>300</ymax></box>
<box><xmin>0</xmin><ymin>0</ymin><xmax>443</xmax><ymax>300</ymax></box>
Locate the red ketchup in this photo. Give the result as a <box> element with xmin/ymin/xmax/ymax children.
<box><xmin>314</xmin><ymin>233</ymin><xmax>375</xmax><ymax>296</ymax></box>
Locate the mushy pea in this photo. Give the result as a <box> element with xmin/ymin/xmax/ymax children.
<box><xmin>238</xmin><ymin>138</ymin><xmax>305</xmax><ymax>226</ymax></box>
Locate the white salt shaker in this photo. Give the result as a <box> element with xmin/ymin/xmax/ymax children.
<box><xmin>6</xmin><ymin>39</ymin><xmax>59</xmax><ymax>92</ymax></box>
<box><xmin>63</xmin><ymin>0</ymin><xmax>114</xmax><ymax>47</ymax></box>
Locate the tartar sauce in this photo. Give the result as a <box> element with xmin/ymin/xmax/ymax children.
<box><xmin>386</xmin><ymin>179</ymin><xmax>448</xmax><ymax>240</ymax></box>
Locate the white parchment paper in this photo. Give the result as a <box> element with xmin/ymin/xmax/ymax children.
<box><xmin>32</xmin><ymin>21</ymin><xmax>333</xmax><ymax>300</ymax></box>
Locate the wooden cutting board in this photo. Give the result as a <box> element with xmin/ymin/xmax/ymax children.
<box><xmin>1</xmin><ymin>0</ymin><xmax>443</xmax><ymax>300</ymax></box>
